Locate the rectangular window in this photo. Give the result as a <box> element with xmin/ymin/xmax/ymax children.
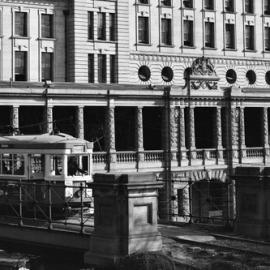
<box><xmin>98</xmin><ymin>54</ymin><xmax>106</xmax><ymax>83</ymax></box>
<box><xmin>109</xmin><ymin>13</ymin><xmax>116</xmax><ymax>41</ymax></box>
<box><xmin>138</xmin><ymin>0</ymin><xmax>149</xmax><ymax>4</ymax></box>
<box><xmin>161</xmin><ymin>18</ymin><xmax>172</xmax><ymax>45</ymax></box>
<box><xmin>183</xmin><ymin>20</ymin><xmax>193</xmax><ymax>47</ymax></box>
<box><xmin>42</xmin><ymin>52</ymin><xmax>53</xmax><ymax>81</ymax></box>
<box><xmin>204</xmin><ymin>0</ymin><xmax>214</xmax><ymax>10</ymax></box>
<box><xmin>224</xmin><ymin>0</ymin><xmax>234</xmax><ymax>12</ymax></box>
<box><xmin>225</xmin><ymin>24</ymin><xmax>235</xmax><ymax>49</ymax></box>
<box><xmin>138</xmin><ymin>16</ymin><xmax>149</xmax><ymax>44</ymax></box>
<box><xmin>265</xmin><ymin>27</ymin><xmax>270</xmax><ymax>51</ymax></box>
<box><xmin>41</xmin><ymin>14</ymin><xmax>53</xmax><ymax>38</ymax></box>
<box><xmin>245</xmin><ymin>0</ymin><xmax>254</xmax><ymax>13</ymax></box>
<box><xmin>15</xmin><ymin>51</ymin><xmax>27</xmax><ymax>81</ymax></box>
<box><xmin>161</xmin><ymin>0</ymin><xmax>172</xmax><ymax>6</ymax></box>
<box><xmin>265</xmin><ymin>0</ymin><xmax>270</xmax><ymax>15</ymax></box>
<box><xmin>97</xmin><ymin>12</ymin><xmax>106</xmax><ymax>40</ymax></box>
<box><xmin>205</xmin><ymin>22</ymin><xmax>215</xmax><ymax>48</ymax></box>
<box><xmin>183</xmin><ymin>0</ymin><xmax>193</xmax><ymax>8</ymax></box>
<box><xmin>245</xmin><ymin>25</ymin><xmax>254</xmax><ymax>50</ymax></box>
<box><xmin>88</xmin><ymin>54</ymin><xmax>94</xmax><ymax>83</ymax></box>
<box><xmin>88</xmin><ymin>12</ymin><xmax>94</xmax><ymax>40</ymax></box>
<box><xmin>15</xmin><ymin>12</ymin><xmax>27</xmax><ymax>36</ymax></box>
<box><xmin>110</xmin><ymin>55</ymin><xmax>116</xmax><ymax>83</ymax></box>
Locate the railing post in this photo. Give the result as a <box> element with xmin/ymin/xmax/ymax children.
<box><xmin>80</xmin><ymin>183</ymin><xmax>84</xmax><ymax>234</ymax></box>
<box><xmin>84</xmin><ymin>173</ymin><xmax>163</xmax><ymax>267</ymax></box>
<box><xmin>47</xmin><ymin>182</ymin><xmax>52</xmax><ymax>230</ymax></box>
<box><xmin>18</xmin><ymin>180</ymin><xmax>23</xmax><ymax>227</ymax></box>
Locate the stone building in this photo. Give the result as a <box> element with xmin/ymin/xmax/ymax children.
<box><xmin>0</xmin><ymin>0</ymin><xmax>270</xmax><ymax>222</ymax></box>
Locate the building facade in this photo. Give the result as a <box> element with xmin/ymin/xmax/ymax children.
<box><xmin>0</xmin><ymin>0</ymin><xmax>270</xmax><ymax>222</ymax></box>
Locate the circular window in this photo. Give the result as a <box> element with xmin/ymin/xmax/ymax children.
<box><xmin>161</xmin><ymin>66</ymin><xmax>174</xmax><ymax>82</ymax></box>
<box><xmin>266</xmin><ymin>71</ymin><xmax>270</xmax><ymax>85</ymax></box>
<box><xmin>246</xmin><ymin>70</ymin><xmax>256</xmax><ymax>85</ymax></box>
<box><xmin>138</xmin><ymin>65</ymin><xmax>151</xmax><ymax>81</ymax></box>
<box><xmin>226</xmin><ymin>69</ymin><xmax>237</xmax><ymax>84</ymax></box>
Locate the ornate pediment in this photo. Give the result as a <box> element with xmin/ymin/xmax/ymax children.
<box><xmin>189</xmin><ymin>57</ymin><xmax>219</xmax><ymax>90</ymax></box>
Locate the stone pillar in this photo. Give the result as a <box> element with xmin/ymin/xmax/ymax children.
<box><xmin>216</xmin><ymin>107</ymin><xmax>223</xmax><ymax>159</ymax></box>
<box><xmin>231</xmin><ymin>106</ymin><xmax>238</xmax><ymax>159</ymax></box>
<box><xmin>106</xmin><ymin>105</ymin><xmax>116</xmax><ymax>169</ymax></box>
<box><xmin>239</xmin><ymin>107</ymin><xmax>246</xmax><ymax>158</ymax></box>
<box><xmin>76</xmin><ymin>106</ymin><xmax>84</xmax><ymax>139</ymax></box>
<box><xmin>179</xmin><ymin>106</ymin><xmax>187</xmax><ymax>160</ymax></box>
<box><xmin>263</xmin><ymin>107</ymin><xmax>270</xmax><ymax>156</ymax></box>
<box><xmin>170</xmin><ymin>106</ymin><xmax>177</xmax><ymax>165</ymax></box>
<box><xmin>188</xmin><ymin>106</ymin><xmax>196</xmax><ymax>159</ymax></box>
<box><xmin>11</xmin><ymin>105</ymin><xmax>19</xmax><ymax>134</ymax></box>
<box><xmin>44</xmin><ymin>106</ymin><xmax>53</xmax><ymax>133</ymax></box>
<box><xmin>136</xmin><ymin>106</ymin><xmax>144</xmax><ymax>164</ymax></box>
<box><xmin>84</xmin><ymin>173</ymin><xmax>163</xmax><ymax>267</ymax></box>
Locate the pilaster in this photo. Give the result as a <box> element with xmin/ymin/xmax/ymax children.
<box><xmin>11</xmin><ymin>105</ymin><xmax>19</xmax><ymax>134</ymax></box>
<box><xmin>106</xmin><ymin>105</ymin><xmax>116</xmax><ymax>170</ymax></box>
<box><xmin>216</xmin><ymin>106</ymin><xmax>223</xmax><ymax>159</ymax></box>
<box><xmin>45</xmin><ymin>106</ymin><xmax>53</xmax><ymax>134</ymax></box>
<box><xmin>136</xmin><ymin>106</ymin><xmax>144</xmax><ymax>165</ymax></box>
<box><xmin>179</xmin><ymin>106</ymin><xmax>187</xmax><ymax>160</ymax></box>
<box><xmin>170</xmin><ymin>106</ymin><xmax>177</xmax><ymax>165</ymax></box>
<box><xmin>188</xmin><ymin>106</ymin><xmax>196</xmax><ymax>159</ymax></box>
<box><xmin>239</xmin><ymin>107</ymin><xmax>246</xmax><ymax>158</ymax></box>
<box><xmin>263</xmin><ymin>107</ymin><xmax>270</xmax><ymax>157</ymax></box>
<box><xmin>76</xmin><ymin>106</ymin><xmax>84</xmax><ymax>139</ymax></box>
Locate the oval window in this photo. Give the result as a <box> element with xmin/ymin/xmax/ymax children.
<box><xmin>138</xmin><ymin>66</ymin><xmax>151</xmax><ymax>81</ymax></box>
<box><xmin>246</xmin><ymin>70</ymin><xmax>256</xmax><ymax>85</ymax></box>
<box><xmin>161</xmin><ymin>66</ymin><xmax>174</xmax><ymax>82</ymax></box>
<box><xmin>226</xmin><ymin>69</ymin><xmax>237</xmax><ymax>84</ymax></box>
<box><xmin>266</xmin><ymin>71</ymin><xmax>270</xmax><ymax>85</ymax></box>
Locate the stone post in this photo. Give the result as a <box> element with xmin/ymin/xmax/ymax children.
<box><xmin>136</xmin><ymin>106</ymin><xmax>144</xmax><ymax>167</ymax></box>
<box><xmin>239</xmin><ymin>107</ymin><xmax>246</xmax><ymax>159</ymax></box>
<box><xmin>216</xmin><ymin>107</ymin><xmax>223</xmax><ymax>159</ymax></box>
<box><xmin>11</xmin><ymin>105</ymin><xmax>19</xmax><ymax>134</ymax></box>
<box><xmin>231</xmin><ymin>106</ymin><xmax>238</xmax><ymax>159</ymax></box>
<box><xmin>44</xmin><ymin>106</ymin><xmax>53</xmax><ymax>134</ymax></box>
<box><xmin>188</xmin><ymin>106</ymin><xmax>196</xmax><ymax>159</ymax></box>
<box><xmin>179</xmin><ymin>106</ymin><xmax>187</xmax><ymax>161</ymax></box>
<box><xmin>170</xmin><ymin>106</ymin><xmax>177</xmax><ymax>166</ymax></box>
<box><xmin>84</xmin><ymin>173</ymin><xmax>163</xmax><ymax>267</ymax></box>
<box><xmin>263</xmin><ymin>107</ymin><xmax>270</xmax><ymax>157</ymax></box>
<box><xmin>76</xmin><ymin>106</ymin><xmax>84</xmax><ymax>139</ymax></box>
<box><xmin>105</xmin><ymin>105</ymin><xmax>116</xmax><ymax>170</ymax></box>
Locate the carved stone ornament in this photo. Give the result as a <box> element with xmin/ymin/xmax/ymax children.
<box><xmin>190</xmin><ymin>57</ymin><xmax>219</xmax><ymax>90</ymax></box>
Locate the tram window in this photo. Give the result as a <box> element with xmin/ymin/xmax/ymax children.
<box><xmin>31</xmin><ymin>154</ymin><xmax>44</xmax><ymax>174</ymax></box>
<box><xmin>50</xmin><ymin>155</ymin><xmax>63</xmax><ymax>176</ymax></box>
<box><xmin>0</xmin><ymin>154</ymin><xmax>24</xmax><ymax>175</ymax></box>
<box><xmin>68</xmin><ymin>155</ymin><xmax>88</xmax><ymax>176</ymax></box>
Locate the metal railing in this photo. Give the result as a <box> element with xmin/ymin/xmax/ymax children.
<box><xmin>0</xmin><ymin>180</ymin><xmax>94</xmax><ymax>234</ymax></box>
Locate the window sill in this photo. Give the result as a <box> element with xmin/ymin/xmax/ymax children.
<box><xmin>11</xmin><ymin>35</ymin><xmax>30</xmax><ymax>39</ymax></box>
<box><xmin>158</xmin><ymin>5</ymin><xmax>173</xmax><ymax>8</ymax></box>
<box><xmin>242</xmin><ymin>12</ymin><xmax>255</xmax><ymax>16</ymax></box>
<box><xmin>203</xmin><ymin>46</ymin><xmax>217</xmax><ymax>50</ymax></box>
<box><xmin>202</xmin><ymin>8</ymin><xmax>216</xmax><ymax>12</ymax></box>
<box><xmin>89</xmin><ymin>39</ymin><xmax>117</xmax><ymax>44</ymax></box>
<box><xmin>223</xmin><ymin>48</ymin><xmax>237</xmax><ymax>51</ymax></box>
<box><xmin>159</xmin><ymin>44</ymin><xmax>175</xmax><ymax>48</ymax></box>
<box><xmin>38</xmin><ymin>37</ymin><xmax>56</xmax><ymax>41</ymax></box>
<box><xmin>263</xmin><ymin>13</ymin><xmax>270</xmax><ymax>17</ymax></box>
<box><xmin>181</xmin><ymin>45</ymin><xmax>196</xmax><ymax>49</ymax></box>
<box><xmin>180</xmin><ymin>7</ymin><xmax>195</xmax><ymax>10</ymax></box>
<box><xmin>136</xmin><ymin>42</ymin><xmax>152</xmax><ymax>46</ymax></box>
<box><xmin>263</xmin><ymin>50</ymin><xmax>270</xmax><ymax>53</ymax></box>
<box><xmin>222</xmin><ymin>10</ymin><xmax>237</xmax><ymax>14</ymax></box>
<box><xmin>134</xmin><ymin>3</ymin><xmax>151</xmax><ymax>6</ymax></box>
<box><xmin>243</xmin><ymin>49</ymin><xmax>257</xmax><ymax>52</ymax></box>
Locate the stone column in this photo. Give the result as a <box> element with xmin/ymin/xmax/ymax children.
<box><xmin>170</xmin><ymin>106</ymin><xmax>177</xmax><ymax>164</ymax></box>
<box><xmin>263</xmin><ymin>107</ymin><xmax>270</xmax><ymax>156</ymax></box>
<box><xmin>76</xmin><ymin>106</ymin><xmax>84</xmax><ymax>139</ymax></box>
<box><xmin>179</xmin><ymin>106</ymin><xmax>187</xmax><ymax>160</ymax></box>
<box><xmin>231</xmin><ymin>106</ymin><xmax>238</xmax><ymax>159</ymax></box>
<box><xmin>188</xmin><ymin>106</ymin><xmax>196</xmax><ymax>159</ymax></box>
<box><xmin>11</xmin><ymin>105</ymin><xmax>19</xmax><ymax>134</ymax></box>
<box><xmin>136</xmin><ymin>106</ymin><xmax>144</xmax><ymax>164</ymax></box>
<box><xmin>216</xmin><ymin>107</ymin><xmax>223</xmax><ymax>159</ymax></box>
<box><xmin>239</xmin><ymin>107</ymin><xmax>246</xmax><ymax>158</ymax></box>
<box><xmin>84</xmin><ymin>173</ymin><xmax>163</xmax><ymax>267</ymax></box>
<box><xmin>44</xmin><ymin>106</ymin><xmax>53</xmax><ymax>134</ymax></box>
<box><xmin>105</xmin><ymin>105</ymin><xmax>116</xmax><ymax>169</ymax></box>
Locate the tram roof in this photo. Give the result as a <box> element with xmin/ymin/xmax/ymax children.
<box><xmin>0</xmin><ymin>133</ymin><xmax>93</xmax><ymax>150</ymax></box>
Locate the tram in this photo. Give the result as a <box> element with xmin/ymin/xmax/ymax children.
<box><xmin>0</xmin><ymin>133</ymin><xmax>93</xmax><ymax>214</ymax></box>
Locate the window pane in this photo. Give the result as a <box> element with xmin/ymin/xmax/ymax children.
<box><xmin>88</xmin><ymin>12</ymin><xmax>94</xmax><ymax>39</ymax></box>
<box><xmin>225</xmin><ymin>24</ymin><xmax>235</xmax><ymax>49</ymax></box>
<box><xmin>97</xmin><ymin>12</ymin><xmax>106</xmax><ymax>40</ymax></box>
<box><xmin>98</xmin><ymin>54</ymin><xmax>106</xmax><ymax>83</ymax></box>
<box><xmin>15</xmin><ymin>51</ymin><xmax>27</xmax><ymax>81</ymax></box>
<box><xmin>42</xmin><ymin>52</ymin><xmax>53</xmax><ymax>81</ymax></box>
<box><xmin>88</xmin><ymin>54</ymin><xmax>94</xmax><ymax>83</ymax></box>
<box><xmin>183</xmin><ymin>0</ymin><xmax>193</xmax><ymax>8</ymax></box>
<box><xmin>184</xmin><ymin>20</ymin><xmax>193</xmax><ymax>46</ymax></box>
<box><xmin>161</xmin><ymin>18</ymin><xmax>172</xmax><ymax>45</ymax></box>
<box><xmin>265</xmin><ymin>0</ymin><xmax>270</xmax><ymax>15</ymax></box>
<box><xmin>245</xmin><ymin>25</ymin><xmax>254</xmax><ymax>50</ymax></box>
<box><xmin>110</xmin><ymin>55</ymin><xmax>116</xmax><ymax>83</ymax></box>
<box><xmin>204</xmin><ymin>0</ymin><xmax>214</xmax><ymax>10</ymax></box>
<box><xmin>138</xmin><ymin>16</ymin><xmax>149</xmax><ymax>44</ymax></box>
<box><xmin>15</xmin><ymin>12</ymin><xmax>27</xmax><ymax>36</ymax></box>
<box><xmin>265</xmin><ymin>27</ymin><xmax>270</xmax><ymax>51</ymax></box>
<box><xmin>225</xmin><ymin>0</ymin><xmax>234</xmax><ymax>12</ymax></box>
<box><xmin>245</xmin><ymin>0</ymin><xmax>253</xmax><ymax>13</ymax></box>
<box><xmin>41</xmin><ymin>14</ymin><xmax>53</xmax><ymax>38</ymax></box>
<box><xmin>205</xmin><ymin>22</ymin><xmax>214</xmax><ymax>48</ymax></box>
<box><xmin>109</xmin><ymin>13</ymin><xmax>115</xmax><ymax>41</ymax></box>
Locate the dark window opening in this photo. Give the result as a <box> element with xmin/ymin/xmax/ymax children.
<box><xmin>109</xmin><ymin>13</ymin><xmax>116</xmax><ymax>41</ymax></box>
<box><xmin>226</xmin><ymin>69</ymin><xmax>237</xmax><ymax>84</ymax></box>
<box><xmin>245</xmin><ymin>0</ymin><xmax>254</xmax><ymax>13</ymax></box>
<box><xmin>265</xmin><ymin>0</ymin><xmax>270</xmax><ymax>15</ymax></box>
<box><xmin>265</xmin><ymin>27</ymin><xmax>270</xmax><ymax>51</ymax></box>
<box><xmin>265</xmin><ymin>71</ymin><xmax>270</xmax><ymax>85</ymax></box>
<box><xmin>88</xmin><ymin>12</ymin><xmax>94</xmax><ymax>40</ymax></box>
<box><xmin>88</xmin><ymin>54</ymin><xmax>94</xmax><ymax>83</ymax></box>
<box><xmin>161</xmin><ymin>0</ymin><xmax>172</xmax><ymax>6</ymax></box>
<box><xmin>98</xmin><ymin>54</ymin><xmax>106</xmax><ymax>83</ymax></box>
<box><xmin>225</xmin><ymin>24</ymin><xmax>235</xmax><ymax>49</ymax></box>
<box><xmin>110</xmin><ymin>55</ymin><xmax>116</xmax><ymax>83</ymax></box>
<box><xmin>161</xmin><ymin>66</ymin><xmax>173</xmax><ymax>82</ymax></box>
<box><xmin>246</xmin><ymin>70</ymin><xmax>256</xmax><ymax>84</ymax></box>
<box><xmin>224</xmin><ymin>0</ymin><xmax>234</xmax><ymax>12</ymax></box>
<box><xmin>42</xmin><ymin>52</ymin><xmax>53</xmax><ymax>82</ymax></box>
<box><xmin>183</xmin><ymin>0</ymin><xmax>193</xmax><ymax>8</ymax></box>
<box><xmin>41</xmin><ymin>14</ymin><xmax>53</xmax><ymax>38</ymax></box>
<box><xmin>245</xmin><ymin>25</ymin><xmax>254</xmax><ymax>50</ymax></box>
<box><xmin>205</xmin><ymin>22</ymin><xmax>215</xmax><ymax>48</ymax></box>
<box><xmin>138</xmin><ymin>65</ymin><xmax>151</xmax><ymax>81</ymax></box>
<box><xmin>97</xmin><ymin>12</ymin><xmax>106</xmax><ymax>40</ymax></box>
<box><xmin>15</xmin><ymin>51</ymin><xmax>27</xmax><ymax>81</ymax></box>
<box><xmin>138</xmin><ymin>16</ymin><xmax>149</xmax><ymax>44</ymax></box>
<box><xmin>138</xmin><ymin>0</ymin><xmax>149</xmax><ymax>4</ymax></box>
<box><xmin>204</xmin><ymin>0</ymin><xmax>214</xmax><ymax>10</ymax></box>
<box><xmin>184</xmin><ymin>20</ymin><xmax>193</xmax><ymax>47</ymax></box>
<box><xmin>15</xmin><ymin>12</ymin><xmax>27</xmax><ymax>37</ymax></box>
<box><xmin>161</xmin><ymin>18</ymin><xmax>172</xmax><ymax>45</ymax></box>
